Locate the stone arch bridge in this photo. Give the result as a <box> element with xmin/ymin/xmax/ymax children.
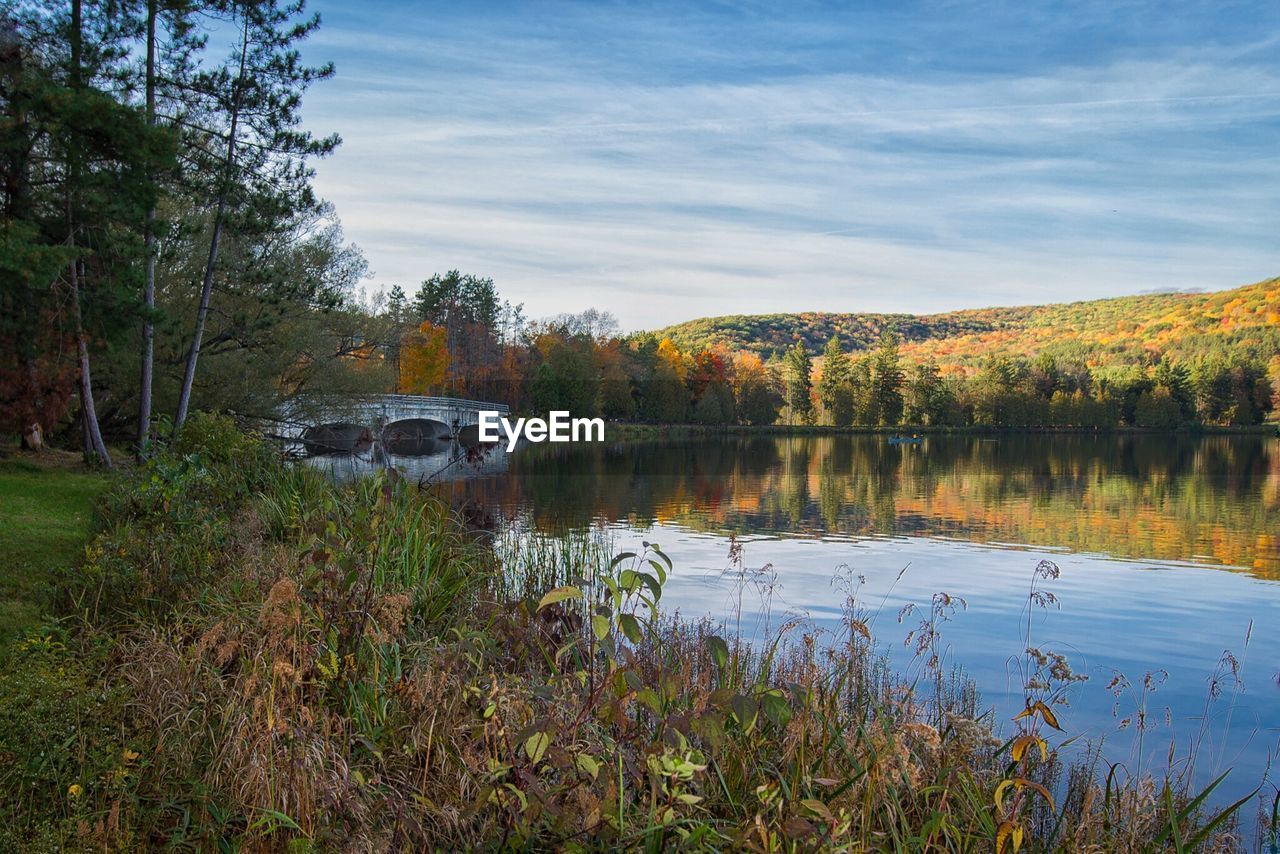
<box><xmin>275</xmin><ymin>394</ymin><xmax>510</xmax><ymax>454</ymax></box>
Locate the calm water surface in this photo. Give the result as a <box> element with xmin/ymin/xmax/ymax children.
<box><xmin>322</xmin><ymin>433</ymin><xmax>1280</xmax><ymax>810</ymax></box>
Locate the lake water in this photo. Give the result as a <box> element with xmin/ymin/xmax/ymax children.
<box><xmin>314</xmin><ymin>432</ymin><xmax>1280</xmax><ymax>814</ymax></box>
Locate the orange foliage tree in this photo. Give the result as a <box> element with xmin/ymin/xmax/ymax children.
<box><xmin>399</xmin><ymin>321</ymin><xmax>449</xmax><ymax>394</ymax></box>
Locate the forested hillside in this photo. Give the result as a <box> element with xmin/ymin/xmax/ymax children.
<box><xmin>653</xmin><ymin>278</ymin><xmax>1280</xmax><ymax>372</ymax></box>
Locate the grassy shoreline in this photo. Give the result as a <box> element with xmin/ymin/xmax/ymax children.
<box><xmin>0</xmin><ymin>452</ymin><xmax>110</xmax><ymax>645</ymax></box>
<box><xmin>0</xmin><ymin>418</ymin><xmax>1265</xmax><ymax>850</ymax></box>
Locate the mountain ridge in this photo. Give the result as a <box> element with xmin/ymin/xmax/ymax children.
<box><xmin>651</xmin><ymin>277</ymin><xmax>1280</xmax><ymax>373</ymax></box>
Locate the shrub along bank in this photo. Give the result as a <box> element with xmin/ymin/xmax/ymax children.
<box><xmin>0</xmin><ymin>416</ymin><xmax>1262</xmax><ymax>851</ymax></box>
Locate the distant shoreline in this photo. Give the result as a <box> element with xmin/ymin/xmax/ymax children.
<box><xmin>605</xmin><ymin>422</ymin><xmax>1280</xmax><ymax>440</ymax></box>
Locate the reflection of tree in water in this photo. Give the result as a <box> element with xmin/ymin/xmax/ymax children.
<box><xmin>453</xmin><ymin>435</ymin><xmax>1280</xmax><ymax>576</ymax></box>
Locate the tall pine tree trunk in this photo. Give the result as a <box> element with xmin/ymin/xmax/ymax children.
<box><xmin>136</xmin><ymin>0</ymin><xmax>157</xmax><ymax>457</ymax></box>
<box><xmin>174</xmin><ymin>13</ymin><xmax>247</xmax><ymax>429</ymax></box>
<box><xmin>70</xmin><ymin>259</ymin><xmax>111</xmax><ymax>464</ymax></box>
<box><xmin>173</xmin><ymin>193</ymin><xmax>228</xmax><ymax>429</ymax></box>
<box><xmin>67</xmin><ymin>0</ymin><xmax>110</xmax><ymax>466</ymax></box>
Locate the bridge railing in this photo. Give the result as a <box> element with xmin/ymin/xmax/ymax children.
<box><xmin>373</xmin><ymin>395</ymin><xmax>509</xmax><ymax>414</ymax></box>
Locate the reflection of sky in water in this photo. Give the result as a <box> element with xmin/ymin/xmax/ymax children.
<box><xmin>615</xmin><ymin>522</ymin><xmax>1280</xmax><ymax>816</ymax></box>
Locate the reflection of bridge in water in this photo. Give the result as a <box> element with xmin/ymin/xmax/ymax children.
<box><xmin>300</xmin><ymin>439</ymin><xmax>511</xmax><ymax>483</ymax></box>
<box><xmin>275</xmin><ymin>394</ymin><xmax>510</xmax><ymax>454</ymax></box>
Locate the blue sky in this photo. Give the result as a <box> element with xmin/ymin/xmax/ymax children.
<box><xmin>300</xmin><ymin>1</ymin><xmax>1280</xmax><ymax>329</ymax></box>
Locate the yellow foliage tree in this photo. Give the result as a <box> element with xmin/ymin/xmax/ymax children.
<box><xmin>657</xmin><ymin>337</ymin><xmax>688</xmax><ymax>382</ymax></box>
<box><xmin>400</xmin><ymin>321</ymin><xmax>449</xmax><ymax>394</ymax></box>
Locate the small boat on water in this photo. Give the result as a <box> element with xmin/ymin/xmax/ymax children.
<box><xmin>887</xmin><ymin>434</ymin><xmax>923</xmax><ymax>446</ymax></box>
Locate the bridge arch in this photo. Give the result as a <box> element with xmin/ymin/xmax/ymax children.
<box><xmin>301</xmin><ymin>422</ymin><xmax>370</xmax><ymax>455</ymax></box>
<box><xmin>383</xmin><ymin>417</ymin><xmax>450</xmax><ymax>441</ymax></box>
<box><xmin>382</xmin><ymin>417</ymin><xmax>451</xmax><ymax>454</ymax></box>
<box><xmin>456</xmin><ymin>423</ymin><xmax>490</xmax><ymax>447</ymax></box>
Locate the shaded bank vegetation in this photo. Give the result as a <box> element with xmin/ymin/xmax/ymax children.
<box><xmin>1</xmin><ymin>1</ymin><xmax>369</xmax><ymax>460</ymax></box>
<box><xmin>0</xmin><ymin>419</ymin><xmax>1271</xmax><ymax>850</ymax></box>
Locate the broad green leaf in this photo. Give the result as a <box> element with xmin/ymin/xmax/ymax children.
<box><xmin>537</xmin><ymin>586</ymin><xmax>582</xmax><ymax>611</ymax></box>
<box><xmin>618</xmin><ymin>613</ymin><xmax>643</xmax><ymax>644</ymax></box>
<box><xmin>504</xmin><ymin>783</ymin><xmax>528</xmax><ymax>811</ymax></box>
<box><xmin>761</xmin><ymin>691</ymin><xmax>792</xmax><ymax>728</ymax></box>
<box><xmin>524</xmin><ymin>731</ymin><xmax>550</xmax><ymax>765</ymax></box>
<box><xmin>800</xmin><ymin>799</ymin><xmax>833</xmax><ymax>821</ymax></box>
<box><xmin>637</xmin><ymin>571</ymin><xmax>662</xmax><ymax>602</ymax></box>
<box><xmin>616</xmin><ymin>612</ymin><xmax>640</xmax><ymax>645</ymax></box>
<box><xmin>706</xmin><ymin>635</ymin><xmax>729</xmax><ymax>670</ymax></box>
<box><xmin>637</xmin><ymin>687</ymin><xmax>661</xmax><ymax>712</ymax></box>
<box><xmin>601</xmin><ymin>575</ymin><xmax>622</xmax><ymax>608</ymax></box>
<box><xmin>574</xmin><ymin>752</ymin><xmax>600</xmax><ymax>780</ymax></box>
<box><xmin>731</xmin><ymin>694</ymin><xmax>759</xmax><ymax>732</ymax></box>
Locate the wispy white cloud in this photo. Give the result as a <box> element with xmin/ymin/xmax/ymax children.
<box><xmin>301</xmin><ymin>2</ymin><xmax>1280</xmax><ymax>328</ymax></box>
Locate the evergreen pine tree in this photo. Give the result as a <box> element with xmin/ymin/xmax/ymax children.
<box><xmin>870</xmin><ymin>331</ymin><xmax>904</xmax><ymax>426</ymax></box>
<box><xmin>175</xmin><ymin>0</ymin><xmax>338</xmax><ymax>428</ymax></box>
<box><xmin>906</xmin><ymin>360</ymin><xmax>945</xmax><ymax>425</ymax></box>
<box><xmin>817</xmin><ymin>335</ymin><xmax>849</xmax><ymax>423</ymax></box>
<box><xmin>785</xmin><ymin>342</ymin><xmax>813</xmax><ymax>424</ymax></box>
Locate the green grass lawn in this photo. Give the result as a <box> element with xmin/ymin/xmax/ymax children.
<box><xmin>0</xmin><ymin>453</ymin><xmax>110</xmax><ymax>643</ymax></box>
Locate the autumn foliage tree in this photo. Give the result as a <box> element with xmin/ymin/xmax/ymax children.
<box><xmin>398</xmin><ymin>321</ymin><xmax>448</xmax><ymax>395</ymax></box>
<box><xmin>733</xmin><ymin>352</ymin><xmax>780</xmax><ymax>425</ymax></box>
